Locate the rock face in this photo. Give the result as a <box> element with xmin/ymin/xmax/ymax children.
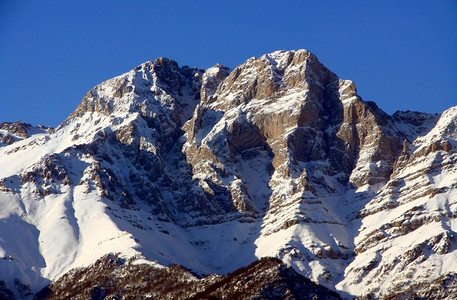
<box><xmin>376</xmin><ymin>272</ymin><xmax>457</xmax><ymax>300</ymax></box>
<box><xmin>339</xmin><ymin>106</ymin><xmax>457</xmax><ymax>297</ymax></box>
<box><xmin>0</xmin><ymin>49</ymin><xmax>456</xmax><ymax>299</ymax></box>
<box><xmin>0</xmin><ymin>122</ymin><xmax>52</xmax><ymax>146</ymax></box>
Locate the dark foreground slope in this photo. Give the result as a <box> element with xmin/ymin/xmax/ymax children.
<box><xmin>34</xmin><ymin>255</ymin><xmax>340</xmax><ymax>300</ymax></box>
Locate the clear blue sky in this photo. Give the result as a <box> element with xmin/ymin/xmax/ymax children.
<box><xmin>1</xmin><ymin>1</ymin><xmax>456</xmax><ymax>127</ymax></box>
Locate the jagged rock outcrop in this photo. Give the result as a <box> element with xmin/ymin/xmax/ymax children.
<box><xmin>376</xmin><ymin>272</ymin><xmax>457</xmax><ymax>300</ymax></box>
<box><xmin>183</xmin><ymin>50</ymin><xmax>404</xmax><ymax>224</ymax></box>
<box><xmin>0</xmin><ymin>49</ymin><xmax>456</xmax><ymax>299</ymax></box>
<box><xmin>0</xmin><ymin>122</ymin><xmax>52</xmax><ymax>146</ymax></box>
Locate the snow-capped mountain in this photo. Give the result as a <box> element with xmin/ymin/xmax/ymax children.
<box><xmin>0</xmin><ymin>50</ymin><xmax>455</xmax><ymax>299</ymax></box>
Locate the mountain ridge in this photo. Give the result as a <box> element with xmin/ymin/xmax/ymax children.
<box><xmin>0</xmin><ymin>49</ymin><xmax>456</xmax><ymax>299</ymax></box>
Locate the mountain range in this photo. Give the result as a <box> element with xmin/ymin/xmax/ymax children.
<box><xmin>0</xmin><ymin>49</ymin><xmax>456</xmax><ymax>299</ymax></box>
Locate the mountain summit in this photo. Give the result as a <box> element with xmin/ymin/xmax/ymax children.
<box><xmin>0</xmin><ymin>50</ymin><xmax>455</xmax><ymax>299</ymax></box>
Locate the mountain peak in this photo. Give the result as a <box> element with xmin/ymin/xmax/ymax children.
<box><xmin>153</xmin><ymin>56</ymin><xmax>179</xmax><ymax>67</ymax></box>
<box><xmin>0</xmin><ymin>50</ymin><xmax>456</xmax><ymax>299</ymax></box>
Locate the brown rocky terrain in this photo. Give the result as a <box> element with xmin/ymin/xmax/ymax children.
<box><xmin>34</xmin><ymin>255</ymin><xmax>340</xmax><ymax>300</ymax></box>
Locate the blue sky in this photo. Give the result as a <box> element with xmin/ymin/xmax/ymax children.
<box><xmin>1</xmin><ymin>1</ymin><xmax>456</xmax><ymax>127</ymax></box>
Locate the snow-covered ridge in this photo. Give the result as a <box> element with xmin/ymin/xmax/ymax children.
<box><xmin>415</xmin><ymin>105</ymin><xmax>457</xmax><ymax>147</ymax></box>
<box><xmin>0</xmin><ymin>50</ymin><xmax>456</xmax><ymax>299</ymax></box>
<box><xmin>0</xmin><ymin>121</ymin><xmax>52</xmax><ymax>148</ymax></box>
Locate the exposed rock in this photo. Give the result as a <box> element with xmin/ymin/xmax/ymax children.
<box><xmin>0</xmin><ymin>49</ymin><xmax>456</xmax><ymax>299</ymax></box>
<box><xmin>0</xmin><ymin>121</ymin><xmax>31</xmax><ymax>139</ymax></box>
<box><xmin>0</xmin><ymin>121</ymin><xmax>52</xmax><ymax>146</ymax></box>
<box><xmin>362</xmin><ymin>272</ymin><xmax>457</xmax><ymax>300</ymax></box>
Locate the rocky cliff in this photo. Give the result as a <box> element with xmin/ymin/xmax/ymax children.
<box><xmin>0</xmin><ymin>49</ymin><xmax>455</xmax><ymax>299</ymax></box>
